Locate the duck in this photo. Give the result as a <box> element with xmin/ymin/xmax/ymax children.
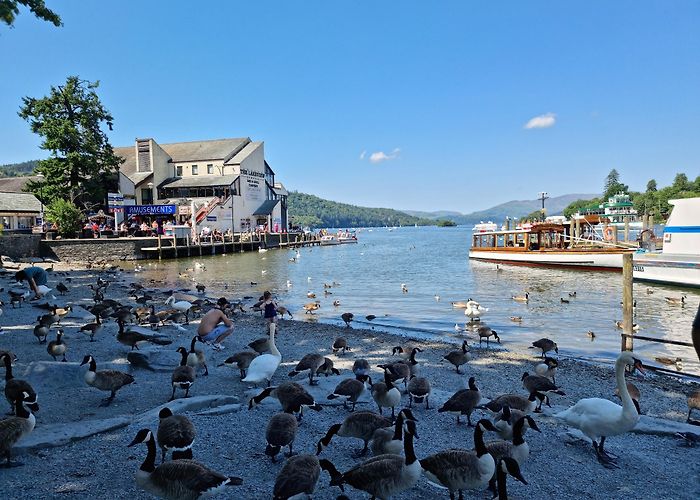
<box><xmin>511</xmin><ymin>292</ymin><xmax>529</xmax><ymax>303</ymax></box>
<box><xmin>365</xmin><ymin>314</ymin><xmax>377</xmax><ymax>321</ymax></box>
<box><xmin>521</xmin><ymin>372</ymin><xmax>565</xmax><ymax>411</ymax></box>
<box><xmin>655</xmin><ymin>356</ymin><xmax>683</xmax><ymax>370</ymax></box>
<box><xmin>248</xmin><ymin>382</ymin><xmax>322</xmax><ymax>421</ymax></box>
<box><xmin>242</xmin><ymin>323</ymin><xmax>282</xmax><ymax>386</ymax></box>
<box><xmin>438</xmin><ymin>376</ymin><xmax>482</xmax><ymax>426</ymax></box>
<box><xmin>80</xmin><ymin>355</ymin><xmax>134</xmax><ymax>407</ymax></box>
<box><xmin>530</xmin><ymin>338</ymin><xmax>558</xmax><ymax>358</ymax></box>
<box><xmin>665</xmin><ymin>295</ymin><xmax>686</xmax><ymax>306</ymax></box>
<box><xmin>569</xmin><ymin>291</ymin><xmax>577</xmax><ymax>297</ymax></box>
<box><xmin>276</xmin><ymin>306</ymin><xmax>293</xmax><ymax>319</ymax></box>
<box><xmin>555</xmin><ymin>351</ymin><xmax>644</xmax><ymax>468</ymax></box>
<box><xmin>157</xmin><ymin>407</ymin><xmax>196</xmax><ymax>463</ymax></box>
<box><xmin>265</xmin><ymin>412</ymin><xmax>298</xmax><ymax>462</ymax></box>
<box><xmin>478</xmin><ymin>326</ymin><xmax>500</xmax><ymax>347</ymax></box>
<box><xmin>614</xmin><ymin>320</ymin><xmax>640</xmax><ymax>331</ymax></box>
<box><xmin>288</xmin><ymin>353</ymin><xmax>326</xmax><ymax>385</ymax></box>
<box><xmin>186</xmin><ymin>336</ymin><xmax>208</xmax><ymax>376</ymax></box>
<box><xmin>79</xmin><ymin>314</ymin><xmax>103</xmax><ymax>342</ymax></box>
<box><xmin>328</xmin><ymin>375</ymin><xmax>372</xmax><ymax>412</ymax></box>
<box><xmin>54</xmin><ymin>305</ymin><xmax>72</xmax><ymax>323</ymax></box>
<box><xmin>587</xmin><ymin>330</ymin><xmax>596</xmax><ymax>340</ymax></box>
<box><xmin>333</xmin><ymin>300</ymin><xmax>341</xmax><ymax>307</ymax></box>
<box><xmin>341</xmin><ymin>312</ymin><xmax>354</xmax><ymax>327</ymax></box>
<box><xmin>372</xmin><ymin>370</ymin><xmax>402</xmax><ymax>419</ymax></box>
<box><xmin>443</xmin><ymin>341</ymin><xmax>471</xmax><ymax>373</ymax></box>
<box><xmin>320</xmin><ymin>419</ymin><xmax>421</xmax><ymax>499</ymax></box>
<box><xmin>391</xmin><ymin>344</ymin><xmax>416</xmax><ymax>360</ymax></box>
<box><xmin>687</xmin><ymin>390</ymin><xmax>700</xmax><ymax>423</ymax></box>
<box><xmin>307</xmin><ymin>291</ymin><xmax>316</xmax><ymax>299</ymax></box>
<box><xmin>420</xmin><ymin>419</ymin><xmax>499</xmax><ymax>499</ymax></box>
<box><xmin>219</xmin><ymin>351</ymin><xmax>258</xmax><ymax>379</ymax></box>
<box><xmin>171</xmin><ymin>347</ymin><xmax>196</xmax><ymax>401</ymax></box>
<box><xmin>316</xmin><ymin>411</ymin><xmax>393</xmax><ymax>457</ymax></box>
<box><xmin>407</xmin><ymin>375</ymin><xmax>431</xmax><ymax>409</ymax></box>
<box><xmin>273</xmin><ymin>454</ymin><xmax>323</xmax><ymax>500</ymax></box>
<box><xmin>534</xmin><ymin>357</ymin><xmax>558</xmax><ymax>385</ymax></box>
<box><xmin>0</xmin><ymin>392</ymin><xmax>36</xmax><ymax>467</ymax></box>
<box><xmin>332</xmin><ymin>337</ymin><xmax>350</xmax><ymax>355</ymax></box>
<box><xmin>509</xmin><ymin>316</ymin><xmax>523</xmax><ymax>323</ymax></box>
<box><xmin>128</xmin><ymin>429</ymin><xmax>242</xmax><ymax>497</ymax></box>
<box><xmin>1</xmin><ymin>353</ymin><xmax>39</xmax><ymax>415</ymax></box>
<box><xmin>303</xmin><ymin>301</ymin><xmax>321</xmax><ymax>314</ymax></box>
<box><xmin>47</xmin><ymin>329</ymin><xmax>67</xmax><ymax>362</ymax></box>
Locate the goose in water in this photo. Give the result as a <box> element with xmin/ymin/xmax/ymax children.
<box><xmin>665</xmin><ymin>295</ymin><xmax>686</xmax><ymax>306</ymax></box>
<box><xmin>242</xmin><ymin>323</ymin><xmax>281</xmax><ymax>386</ymax></box>
<box><xmin>555</xmin><ymin>351</ymin><xmax>644</xmax><ymax>468</ymax></box>
<box><xmin>128</xmin><ymin>429</ymin><xmax>242</xmax><ymax>498</ymax></box>
<box><xmin>511</xmin><ymin>292</ymin><xmax>529</xmax><ymax>303</ymax></box>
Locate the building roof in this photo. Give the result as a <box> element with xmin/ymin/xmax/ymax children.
<box><xmin>273</xmin><ymin>182</ymin><xmax>288</xmax><ymax>196</ymax></box>
<box><xmin>225</xmin><ymin>141</ymin><xmax>262</xmax><ymax>165</ymax></box>
<box><xmin>252</xmin><ymin>199</ymin><xmax>279</xmax><ymax>216</ymax></box>
<box><xmin>160</xmin><ymin>175</ymin><xmax>239</xmax><ymax>189</ymax></box>
<box><xmin>0</xmin><ymin>192</ymin><xmax>42</xmax><ymax>213</ymax></box>
<box><xmin>0</xmin><ymin>176</ymin><xmax>40</xmax><ymax>193</ymax></box>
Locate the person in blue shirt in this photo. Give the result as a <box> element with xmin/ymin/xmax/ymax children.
<box><xmin>15</xmin><ymin>266</ymin><xmax>48</xmax><ymax>299</ymax></box>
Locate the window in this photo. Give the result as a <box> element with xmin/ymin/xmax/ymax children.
<box><xmin>141</xmin><ymin>188</ymin><xmax>153</xmax><ymax>205</ymax></box>
<box><xmin>176</xmin><ymin>165</ymin><xmax>183</xmax><ymax>176</ymax></box>
<box><xmin>191</xmin><ymin>164</ymin><xmax>198</xmax><ymax>175</ymax></box>
<box><xmin>207</xmin><ymin>164</ymin><xmax>214</xmax><ymax>174</ymax></box>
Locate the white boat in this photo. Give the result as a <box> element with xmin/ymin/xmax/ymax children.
<box><xmin>319</xmin><ymin>235</ymin><xmax>340</xmax><ymax>246</ymax></box>
<box><xmin>338</xmin><ymin>235</ymin><xmax>358</xmax><ymax>244</ymax></box>
<box><xmin>633</xmin><ymin>197</ymin><xmax>700</xmax><ymax>288</ymax></box>
<box><xmin>472</xmin><ymin>221</ymin><xmax>498</xmax><ymax>233</ymax></box>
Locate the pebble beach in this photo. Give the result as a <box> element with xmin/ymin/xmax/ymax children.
<box><xmin>1</xmin><ymin>263</ymin><xmax>699</xmax><ymax>500</ymax></box>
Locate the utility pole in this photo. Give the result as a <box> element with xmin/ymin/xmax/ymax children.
<box><xmin>538</xmin><ymin>191</ymin><xmax>549</xmax><ymax>221</ymax></box>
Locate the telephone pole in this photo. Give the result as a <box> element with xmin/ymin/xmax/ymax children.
<box><xmin>538</xmin><ymin>191</ymin><xmax>549</xmax><ymax>221</ymax></box>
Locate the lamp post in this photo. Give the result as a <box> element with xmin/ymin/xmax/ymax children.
<box><xmin>538</xmin><ymin>191</ymin><xmax>549</xmax><ymax>221</ymax></box>
<box><xmin>36</xmin><ymin>173</ymin><xmax>45</xmax><ymax>231</ymax></box>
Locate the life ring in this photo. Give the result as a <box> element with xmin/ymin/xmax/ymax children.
<box><xmin>603</xmin><ymin>226</ymin><xmax>614</xmax><ymax>241</ymax></box>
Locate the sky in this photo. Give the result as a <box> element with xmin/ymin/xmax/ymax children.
<box><xmin>1</xmin><ymin>1</ymin><xmax>698</xmax><ymax>213</ymax></box>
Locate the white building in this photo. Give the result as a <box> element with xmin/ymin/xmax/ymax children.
<box><xmin>116</xmin><ymin>137</ymin><xmax>288</xmax><ymax>232</ymax></box>
<box><xmin>0</xmin><ymin>178</ymin><xmax>42</xmax><ymax>232</ymax></box>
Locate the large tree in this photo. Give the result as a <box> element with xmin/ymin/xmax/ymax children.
<box><xmin>646</xmin><ymin>179</ymin><xmax>657</xmax><ymax>192</ymax></box>
<box><xmin>18</xmin><ymin>76</ymin><xmax>122</xmax><ymax>209</ymax></box>
<box><xmin>0</xmin><ymin>0</ymin><xmax>61</xmax><ymax>26</ymax></box>
<box><xmin>603</xmin><ymin>168</ymin><xmax>629</xmax><ymax>199</ymax></box>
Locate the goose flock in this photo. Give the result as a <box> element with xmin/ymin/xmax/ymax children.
<box><xmin>0</xmin><ymin>261</ymin><xmax>697</xmax><ymax>500</ymax></box>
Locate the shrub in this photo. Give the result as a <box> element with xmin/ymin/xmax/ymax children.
<box><xmin>45</xmin><ymin>199</ymin><xmax>83</xmax><ymax>236</ymax></box>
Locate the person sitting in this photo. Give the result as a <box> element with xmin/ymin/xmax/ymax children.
<box><xmin>15</xmin><ymin>266</ymin><xmax>49</xmax><ymax>300</ymax></box>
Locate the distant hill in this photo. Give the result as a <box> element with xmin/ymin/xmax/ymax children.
<box><xmin>288</xmin><ymin>192</ymin><xmax>434</xmax><ymax>228</ymax></box>
<box><xmin>0</xmin><ymin>160</ymin><xmax>38</xmax><ymax>177</ymax></box>
<box><xmin>402</xmin><ymin>209</ymin><xmax>464</xmax><ymax>219</ymax></box>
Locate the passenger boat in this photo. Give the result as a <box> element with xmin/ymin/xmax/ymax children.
<box><xmin>633</xmin><ymin>197</ymin><xmax>700</xmax><ymax>288</ymax></box>
<box><xmin>338</xmin><ymin>234</ymin><xmax>358</xmax><ymax>244</ymax></box>
<box><xmin>468</xmin><ymin>222</ymin><xmax>634</xmax><ymax>271</ymax></box>
<box><xmin>319</xmin><ymin>235</ymin><xmax>340</xmax><ymax>246</ymax></box>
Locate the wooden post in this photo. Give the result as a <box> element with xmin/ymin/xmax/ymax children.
<box><xmin>199</xmin><ymin>235</ymin><xmax>203</xmax><ymax>256</ymax></box>
<box><xmin>621</xmin><ymin>253</ymin><xmax>634</xmax><ymax>351</ymax></box>
<box><xmin>624</xmin><ymin>218</ymin><xmax>630</xmax><ymax>243</ymax></box>
<box><xmin>575</xmin><ymin>218</ymin><xmax>580</xmax><ymax>241</ymax></box>
<box><xmin>612</xmin><ymin>225</ymin><xmax>618</xmax><ymax>245</ymax></box>
<box><xmin>186</xmin><ymin>235</ymin><xmax>191</xmax><ymax>257</ymax></box>
<box><xmin>157</xmin><ymin>234</ymin><xmax>162</xmax><ymax>261</ymax></box>
<box><xmin>568</xmin><ymin>219</ymin><xmax>575</xmax><ymax>248</ymax></box>
<box><xmin>211</xmin><ymin>234</ymin><xmax>215</xmax><ymax>255</ymax></box>
<box><xmin>173</xmin><ymin>235</ymin><xmax>178</xmax><ymax>258</ymax></box>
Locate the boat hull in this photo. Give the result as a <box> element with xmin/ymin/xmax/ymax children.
<box><xmin>633</xmin><ymin>253</ymin><xmax>700</xmax><ymax>288</ymax></box>
<box><xmin>469</xmin><ymin>249</ymin><xmax>627</xmax><ymax>271</ymax></box>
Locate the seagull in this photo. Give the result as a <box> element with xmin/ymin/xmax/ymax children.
<box><xmin>434</xmin><ymin>294</ymin><xmax>440</xmax><ymax>302</ymax></box>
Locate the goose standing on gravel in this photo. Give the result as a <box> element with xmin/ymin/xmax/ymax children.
<box><xmin>0</xmin><ymin>392</ymin><xmax>36</xmax><ymax>467</ymax></box>
<box><xmin>534</xmin><ymin>357</ymin><xmax>558</xmax><ymax>384</ymax></box>
<box><xmin>370</xmin><ymin>409</ymin><xmax>417</xmax><ymax>456</ymax></box>
<box><xmin>530</xmin><ymin>338</ymin><xmax>558</xmax><ymax>358</ymax></box>
<box><xmin>1</xmin><ymin>353</ymin><xmax>39</xmax><ymax>414</ymax></box>
<box><xmin>420</xmin><ymin>419</ymin><xmax>499</xmax><ymax>500</ymax></box>
<box><xmin>555</xmin><ymin>351</ymin><xmax>644</xmax><ymax>468</ymax></box>
<box><xmin>493</xmin><ymin>405</ymin><xmax>528</xmax><ymax>441</ymax></box>
<box><xmin>316</xmin><ymin>411</ymin><xmax>393</xmax><ymax>457</ymax></box>
<box><xmin>79</xmin><ymin>314</ymin><xmax>103</xmax><ymax>342</ymax></box>
<box><xmin>341</xmin><ymin>312</ymin><xmax>354</xmax><ymax>327</ymax></box>
<box><xmin>33</xmin><ymin>320</ymin><xmax>50</xmax><ymax>344</ymax></box>
<box><xmin>485</xmin><ymin>415</ymin><xmax>540</xmax><ymax>467</ymax></box>
<box><xmin>480</xmin><ymin>392</ymin><xmax>543</xmax><ymax>415</ymax></box>
<box><xmin>288</xmin><ymin>353</ymin><xmax>326</xmax><ymax>385</ymax></box>
<box><xmin>372</xmin><ymin>370</ymin><xmax>402</xmax><ymax>419</ymax></box>
<box><xmin>157</xmin><ymin>407</ymin><xmax>196</xmax><ymax>463</ymax></box>
<box><xmin>407</xmin><ymin>376</ymin><xmax>431</xmax><ymax>409</ymax></box>
<box><xmin>328</xmin><ymin>375</ymin><xmax>372</xmax><ymax>412</ymax></box>
<box><xmin>352</xmin><ymin>358</ymin><xmax>371</xmax><ymax>378</ymax></box>
<box><xmin>493</xmin><ymin>457</ymin><xmax>528</xmax><ymax>500</ymax></box>
<box><xmin>80</xmin><ymin>355</ymin><xmax>134</xmax><ymax>406</ymax></box>
<box><xmin>273</xmin><ymin>454</ymin><xmax>324</xmax><ymax>500</ymax></box>
<box><xmin>521</xmin><ymin>372</ymin><xmax>565</xmax><ymax>411</ymax></box>
<box><xmin>265</xmin><ymin>412</ymin><xmax>298</xmax><ymax>462</ymax></box>
<box><xmin>186</xmin><ymin>336</ymin><xmax>208</xmax><ymax>376</ymax></box>
<box><xmin>242</xmin><ymin>323</ymin><xmax>281</xmax><ymax>386</ymax></box>
<box><xmin>47</xmin><ymin>329</ymin><xmax>67</xmax><ymax>361</ymax></box>
<box><xmin>171</xmin><ymin>348</ymin><xmax>196</xmax><ymax>401</ymax></box>
<box><xmin>248</xmin><ymin>382</ymin><xmax>322</xmax><ymax>421</ymax></box>
<box><xmin>316</xmin><ymin>357</ymin><xmax>341</xmax><ymax>378</ymax></box>
<box><xmin>438</xmin><ymin>376</ymin><xmax>482</xmax><ymax>426</ymax></box>
<box><xmin>332</xmin><ymin>337</ymin><xmax>350</xmax><ymax>355</ymax></box>
<box><xmin>128</xmin><ymin>429</ymin><xmax>242</xmax><ymax>498</ymax></box>
<box><xmin>443</xmin><ymin>341</ymin><xmax>471</xmax><ymax>373</ymax></box>
<box><xmin>219</xmin><ymin>351</ymin><xmax>258</xmax><ymax>379</ymax></box>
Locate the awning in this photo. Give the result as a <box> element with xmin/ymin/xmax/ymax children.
<box><xmin>252</xmin><ymin>199</ymin><xmax>279</xmax><ymax>216</ymax></box>
<box><xmin>159</xmin><ymin>175</ymin><xmax>239</xmax><ymax>189</ymax></box>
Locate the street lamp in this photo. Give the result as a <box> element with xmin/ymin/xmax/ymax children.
<box><xmin>36</xmin><ymin>173</ymin><xmax>45</xmax><ymax>230</ymax></box>
<box><xmin>538</xmin><ymin>191</ymin><xmax>549</xmax><ymax>221</ymax></box>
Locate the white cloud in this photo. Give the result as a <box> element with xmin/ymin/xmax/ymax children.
<box><xmin>369</xmin><ymin>148</ymin><xmax>401</xmax><ymax>164</ymax></box>
<box><xmin>524</xmin><ymin>112</ymin><xmax>556</xmax><ymax>129</ymax></box>
<box><xmin>359</xmin><ymin>150</ymin><xmax>366</xmax><ymax>160</ymax></box>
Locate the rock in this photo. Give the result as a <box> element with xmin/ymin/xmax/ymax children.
<box><xmin>196</xmin><ymin>403</ymin><xmax>242</xmax><ymax>416</ymax></box>
<box><xmin>133</xmin><ymin>395</ymin><xmax>239</xmax><ymax>426</ymax></box>
<box><xmin>126</xmin><ymin>345</ymin><xmax>180</xmax><ymax>372</ymax></box>
<box><xmin>15</xmin><ymin>416</ymin><xmax>131</xmax><ymax>454</ymax></box>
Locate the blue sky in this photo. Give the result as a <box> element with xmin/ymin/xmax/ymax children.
<box><xmin>1</xmin><ymin>1</ymin><xmax>698</xmax><ymax>212</ymax></box>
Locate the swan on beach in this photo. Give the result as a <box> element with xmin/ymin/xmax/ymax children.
<box><xmin>242</xmin><ymin>323</ymin><xmax>281</xmax><ymax>386</ymax></box>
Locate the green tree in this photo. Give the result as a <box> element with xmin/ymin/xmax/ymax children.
<box><xmin>603</xmin><ymin>168</ymin><xmax>629</xmax><ymax>199</ymax></box>
<box><xmin>672</xmin><ymin>173</ymin><xmax>689</xmax><ymax>191</ymax></box>
<box><xmin>45</xmin><ymin>198</ymin><xmax>82</xmax><ymax>237</ymax></box>
<box><xmin>18</xmin><ymin>76</ymin><xmax>122</xmax><ymax>209</ymax></box>
<box><xmin>563</xmin><ymin>198</ymin><xmax>600</xmax><ymax>218</ymax></box>
<box><xmin>646</xmin><ymin>179</ymin><xmax>657</xmax><ymax>192</ymax></box>
<box><xmin>0</xmin><ymin>0</ymin><xmax>61</xmax><ymax>26</ymax></box>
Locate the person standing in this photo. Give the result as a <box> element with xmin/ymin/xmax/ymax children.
<box><xmin>15</xmin><ymin>266</ymin><xmax>49</xmax><ymax>300</ymax></box>
<box><xmin>262</xmin><ymin>291</ymin><xmax>278</xmax><ymax>334</ymax></box>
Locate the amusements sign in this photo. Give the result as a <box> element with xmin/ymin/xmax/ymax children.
<box><xmin>125</xmin><ymin>205</ymin><xmax>177</xmax><ymax>216</ymax></box>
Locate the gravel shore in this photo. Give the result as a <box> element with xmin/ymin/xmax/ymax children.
<box><xmin>1</xmin><ymin>264</ymin><xmax>699</xmax><ymax>499</ymax></box>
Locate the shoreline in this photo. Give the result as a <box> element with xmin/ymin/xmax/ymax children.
<box><xmin>1</xmin><ymin>265</ymin><xmax>699</xmax><ymax>499</ymax></box>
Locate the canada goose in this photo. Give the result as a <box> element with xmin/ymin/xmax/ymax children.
<box><xmin>117</xmin><ymin>324</ymin><xmax>172</xmax><ymax>351</ymax></box>
<box><xmin>265</xmin><ymin>412</ymin><xmax>298</xmax><ymax>462</ymax></box>
<box><xmin>420</xmin><ymin>419</ymin><xmax>499</xmax><ymax>499</ymax></box>
<box><xmin>316</xmin><ymin>411</ymin><xmax>393</xmax><ymax>457</ymax></box>
<box><xmin>307</xmin><ymin>291</ymin><xmax>316</xmax><ymax>299</ymax></box>
<box><xmin>372</xmin><ymin>370</ymin><xmax>402</xmax><ymax>419</ymax></box>
<box><xmin>47</xmin><ymin>329</ymin><xmax>67</xmax><ymax>361</ymax></box>
<box><xmin>54</xmin><ymin>305</ymin><xmax>72</xmax><ymax>323</ymax></box>
<box><xmin>242</xmin><ymin>323</ymin><xmax>282</xmax><ymax>386</ymax></box>
<box><xmin>512</xmin><ymin>292</ymin><xmax>529</xmax><ymax>303</ymax></box>
<box><xmin>614</xmin><ymin>320</ymin><xmax>640</xmax><ymax>331</ymax></box>
<box><xmin>391</xmin><ymin>344</ymin><xmax>416</xmax><ymax>360</ymax></box>
<box><xmin>534</xmin><ymin>357</ymin><xmax>558</xmax><ymax>385</ymax></box>
<box><xmin>1</xmin><ymin>353</ymin><xmax>39</xmax><ymax>414</ymax></box>
<box><xmin>493</xmin><ymin>405</ymin><xmax>529</xmax><ymax>441</ymax></box>
<box><xmin>148</xmin><ymin>305</ymin><xmax>159</xmax><ymax>330</ymax></box>
<box><xmin>438</xmin><ymin>376</ymin><xmax>481</xmax><ymax>426</ymax></box>
<box><xmin>248</xmin><ymin>382</ymin><xmax>322</xmax><ymax>421</ymax></box>
<box><xmin>370</xmin><ymin>408</ymin><xmax>417</xmax><ymax>456</ymax></box>
<box><xmin>79</xmin><ymin>314</ymin><xmax>103</xmax><ymax>342</ymax></box>
<box><xmin>328</xmin><ymin>375</ymin><xmax>372</xmax><ymax>411</ymax></box>
<box><xmin>0</xmin><ymin>392</ymin><xmax>36</xmax><ymax>467</ymax></box>
<box><xmin>587</xmin><ymin>330</ymin><xmax>596</xmax><ymax>340</ymax></box>
<box><xmin>377</xmin><ymin>359</ymin><xmax>412</xmax><ymax>390</ymax></box>
<box><xmin>273</xmin><ymin>454</ymin><xmax>322</xmax><ymax>500</ymax></box>
<box><xmin>614</xmin><ymin>382</ymin><xmax>642</xmax><ymax>414</ymax></box>
<box><xmin>478</xmin><ymin>326</ymin><xmax>500</xmax><ymax>347</ymax></box>
<box><xmin>196</xmin><ymin>284</ymin><xmax>205</xmax><ymax>294</ymax></box>
<box><xmin>248</xmin><ymin>337</ymin><xmax>270</xmax><ymax>354</ymax></box>
<box><xmin>303</xmin><ymin>301</ymin><xmax>321</xmax><ymax>314</ymax></box>
<box><xmin>186</xmin><ymin>337</ymin><xmax>208</xmax><ymax>376</ymax></box>
<box><xmin>276</xmin><ymin>306</ymin><xmax>293</xmax><ymax>319</ymax></box>
<box><xmin>569</xmin><ymin>291</ymin><xmax>577</xmax><ymax>297</ymax></box>
<box><xmin>171</xmin><ymin>347</ymin><xmax>196</xmax><ymax>401</ymax></box>
<box><xmin>687</xmin><ymin>389</ymin><xmax>700</xmax><ymax>423</ymax></box>
<box><xmin>365</xmin><ymin>314</ymin><xmax>376</xmax><ymax>321</ymax></box>
<box><xmin>480</xmin><ymin>392</ymin><xmax>543</xmax><ymax>415</ymax></box>
<box><xmin>530</xmin><ymin>338</ymin><xmax>558</xmax><ymax>358</ymax></box>
<box><xmin>521</xmin><ymin>372</ymin><xmax>565</xmax><ymax>411</ymax></box>
<box><xmin>321</xmin><ymin>419</ymin><xmax>421</xmax><ymax>499</ymax></box>
<box><xmin>560</xmin><ymin>297</ymin><xmax>570</xmax><ymax>304</ymax></box>
<box><xmin>407</xmin><ymin>375</ymin><xmax>431</xmax><ymax>409</ymax></box>
<box><xmin>128</xmin><ymin>429</ymin><xmax>242</xmax><ymax>497</ymax></box>
<box><xmin>33</xmin><ymin>321</ymin><xmax>50</xmax><ymax>344</ymax></box>
<box><xmin>157</xmin><ymin>407</ymin><xmax>196</xmax><ymax>463</ymax></box>
<box><xmin>665</xmin><ymin>295</ymin><xmax>686</xmax><ymax>306</ymax></box>
<box><xmin>493</xmin><ymin>457</ymin><xmax>528</xmax><ymax>500</ymax></box>
<box><xmin>80</xmin><ymin>355</ymin><xmax>134</xmax><ymax>406</ymax></box>
<box><xmin>352</xmin><ymin>358</ymin><xmax>371</xmax><ymax>378</ymax></box>
<box><xmin>509</xmin><ymin>316</ymin><xmax>522</xmax><ymax>323</ymax></box>
<box><xmin>332</xmin><ymin>337</ymin><xmax>350</xmax><ymax>354</ymax></box>
<box><xmin>289</xmin><ymin>353</ymin><xmax>326</xmax><ymax>385</ymax></box>
<box><xmin>485</xmin><ymin>415</ymin><xmax>540</xmax><ymax>467</ymax></box>
<box><xmin>675</xmin><ymin>431</ymin><xmax>700</xmax><ymax>447</ymax></box>
<box><xmin>219</xmin><ymin>351</ymin><xmax>258</xmax><ymax>379</ymax></box>
<box><xmin>38</xmin><ymin>307</ymin><xmax>58</xmax><ymax>327</ymax></box>
<box><xmin>443</xmin><ymin>341</ymin><xmax>471</xmax><ymax>373</ymax></box>
<box><xmin>56</xmin><ymin>282</ymin><xmax>68</xmax><ymax>295</ymax></box>
<box><xmin>333</xmin><ymin>300</ymin><xmax>341</xmax><ymax>307</ymax></box>
<box><xmin>555</xmin><ymin>351</ymin><xmax>645</xmax><ymax>468</ymax></box>
<box><xmin>340</xmin><ymin>312</ymin><xmax>354</xmax><ymax>327</ymax></box>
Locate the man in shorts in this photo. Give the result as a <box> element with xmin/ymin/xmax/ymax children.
<box><xmin>197</xmin><ymin>305</ymin><xmax>233</xmax><ymax>351</ymax></box>
<box><xmin>15</xmin><ymin>266</ymin><xmax>49</xmax><ymax>300</ymax></box>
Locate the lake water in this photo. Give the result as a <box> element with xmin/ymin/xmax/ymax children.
<box><xmin>131</xmin><ymin>226</ymin><xmax>700</xmax><ymax>375</ymax></box>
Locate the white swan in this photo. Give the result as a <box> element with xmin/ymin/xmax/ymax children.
<box><xmin>555</xmin><ymin>351</ymin><xmax>644</xmax><ymax>468</ymax></box>
<box><xmin>165</xmin><ymin>296</ymin><xmax>192</xmax><ymax>314</ymax></box>
<box><xmin>464</xmin><ymin>300</ymin><xmax>488</xmax><ymax>321</ymax></box>
<box><xmin>242</xmin><ymin>323</ymin><xmax>281</xmax><ymax>386</ymax></box>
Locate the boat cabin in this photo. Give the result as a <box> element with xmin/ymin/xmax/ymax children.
<box><xmin>472</xmin><ymin>223</ymin><xmax>570</xmax><ymax>251</ymax></box>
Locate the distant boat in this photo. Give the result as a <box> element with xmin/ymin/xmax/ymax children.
<box><xmin>320</xmin><ymin>235</ymin><xmax>340</xmax><ymax>246</ymax></box>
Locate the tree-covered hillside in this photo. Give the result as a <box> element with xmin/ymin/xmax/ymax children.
<box><xmin>287</xmin><ymin>192</ymin><xmax>433</xmax><ymax>228</ymax></box>
<box><xmin>0</xmin><ymin>160</ymin><xmax>38</xmax><ymax>177</ymax></box>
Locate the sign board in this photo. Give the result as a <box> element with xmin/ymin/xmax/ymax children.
<box><xmin>178</xmin><ymin>206</ymin><xmax>191</xmax><ymax>216</ymax></box>
<box><xmin>108</xmin><ymin>192</ymin><xmax>125</xmax><ymax>213</ymax></box>
<box><xmin>125</xmin><ymin>205</ymin><xmax>176</xmax><ymax>216</ymax></box>
<box><xmin>206</xmin><ymin>215</ymin><xmax>217</xmax><ymax>221</ymax></box>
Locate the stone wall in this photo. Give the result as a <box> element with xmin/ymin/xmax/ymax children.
<box><xmin>41</xmin><ymin>237</ymin><xmax>157</xmax><ymax>262</ymax></box>
<box><xmin>0</xmin><ymin>233</ymin><xmax>42</xmax><ymax>260</ymax></box>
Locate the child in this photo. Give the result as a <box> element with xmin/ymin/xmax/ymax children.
<box><xmin>262</xmin><ymin>291</ymin><xmax>278</xmax><ymax>334</ymax></box>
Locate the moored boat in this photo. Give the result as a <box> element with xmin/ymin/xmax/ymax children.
<box><xmin>319</xmin><ymin>235</ymin><xmax>340</xmax><ymax>246</ymax></box>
